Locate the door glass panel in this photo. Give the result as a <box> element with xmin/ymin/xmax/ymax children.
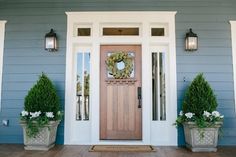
<box><xmin>76</xmin><ymin>52</ymin><xmax>90</xmax><ymax>121</ymax></box>
<box><xmin>152</xmin><ymin>52</ymin><xmax>166</xmax><ymax>121</ymax></box>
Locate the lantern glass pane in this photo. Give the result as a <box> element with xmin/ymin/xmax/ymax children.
<box><xmin>46</xmin><ymin>37</ymin><xmax>55</xmax><ymax>49</ymax></box>
<box><xmin>186</xmin><ymin>37</ymin><xmax>197</xmax><ymax>50</ymax></box>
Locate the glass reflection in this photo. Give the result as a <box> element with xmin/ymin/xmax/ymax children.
<box><xmin>152</xmin><ymin>52</ymin><xmax>166</xmax><ymax>121</ymax></box>
<box><xmin>76</xmin><ymin>53</ymin><xmax>90</xmax><ymax>121</ymax></box>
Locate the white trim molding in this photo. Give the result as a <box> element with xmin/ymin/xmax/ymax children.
<box><xmin>230</xmin><ymin>21</ymin><xmax>236</xmax><ymax>113</ymax></box>
<box><xmin>65</xmin><ymin>12</ymin><xmax>177</xmax><ymax>146</ymax></box>
<box><xmin>0</xmin><ymin>20</ymin><xmax>6</xmax><ymax>111</ymax></box>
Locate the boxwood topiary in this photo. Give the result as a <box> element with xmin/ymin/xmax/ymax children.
<box><xmin>182</xmin><ymin>73</ymin><xmax>217</xmax><ymax>117</ymax></box>
<box><xmin>24</xmin><ymin>73</ymin><xmax>60</xmax><ymax>117</ymax></box>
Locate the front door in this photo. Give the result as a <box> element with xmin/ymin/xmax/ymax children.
<box><xmin>100</xmin><ymin>45</ymin><xmax>142</xmax><ymax>140</ymax></box>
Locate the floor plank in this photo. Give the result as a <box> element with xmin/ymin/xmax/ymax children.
<box><xmin>0</xmin><ymin>145</ymin><xmax>236</xmax><ymax>157</ymax></box>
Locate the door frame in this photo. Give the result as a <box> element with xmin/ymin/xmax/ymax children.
<box><xmin>65</xmin><ymin>12</ymin><xmax>177</xmax><ymax>145</ymax></box>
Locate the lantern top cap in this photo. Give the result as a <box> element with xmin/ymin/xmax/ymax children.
<box><xmin>45</xmin><ymin>29</ymin><xmax>57</xmax><ymax>38</ymax></box>
<box><xmin>186</xmin><ymin>28</ymin><xmax>197</xmax><ymax>38</ymax></box>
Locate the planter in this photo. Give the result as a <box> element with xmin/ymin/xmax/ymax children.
<box><xmin>183</xmin><ymin>122</ymin><xmax>222</xmax><ymax>152</ymax></box>
<box><xmin>20</xmin><ymin>120</ymin><xmax>60</xmax><ymax>150</ymax></box>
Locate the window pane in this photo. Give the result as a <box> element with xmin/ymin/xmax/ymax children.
<box><xmin>152</xmin><ymin>52</ymin><xmax>166</xmax><ymax>121</ymax></box>
<box><xmin>159</xmin><ymin>53</ymin><xmax>166</xmax><ymax>120</ymax></box>
<box><xmin>151</xmin><ymin>28</ymin><xmax>165</xmax><ymax>36</ymax></box>
<box><xmin>78</xmin><ymin>28</ymin><xmax>91</xmax><ymax>36</ymax></box>
<box><xmin>103</xmin><ymin>28</ymin><xmax>139</xmax><ymax>36</ymax></box>
<box><xmin>152</xmin><ymin>53</ymin><xmax>158</xmax><ymax>120</ymax></box>
<box><xmin>76</xmin><ymin>53</ymin><xmax>83</xmax><ymax>120</ymax></box>
<box><xmin>83</xmin><ymin>53</ymin><xmax>90</xmax><ymax>120</ymax></box>
<box><xmin>76</xmin><ymin>53</ymin><xmax>90</xmax><ymax>121</ymax></box>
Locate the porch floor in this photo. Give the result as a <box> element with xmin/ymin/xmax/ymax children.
<box><xmin>0</xmin><ymin>144</ymin><xmax>236</xmax><ymax>157</ymax></box>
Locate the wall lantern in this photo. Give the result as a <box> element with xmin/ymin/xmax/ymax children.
<box><xmin>185</xmin><ymin>28</ymin><xmax>198</xmax><ymax>51</ymax></box>
<box><xmin>45</xmin><ymin>29</ymin><xmax>57</xmax><ymax>52</ymax></box>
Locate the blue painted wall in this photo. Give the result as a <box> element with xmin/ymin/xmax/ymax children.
<box><xmin>0</xmin><ymin>0</ymin><xmax>236</xmax><ymax>145</ymax></box>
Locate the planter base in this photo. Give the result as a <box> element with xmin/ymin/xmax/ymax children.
<box><xmin>183</xmin><ymin>122</ymin><xmax>222</xmax><ymax>152</ymax></box>
<box><xmin>20</xmin><ymin>120</ymin><xmax>60</xmax><ymax>151</ymax></box>
<box><xmin>186</xmin><ymin>143</ymin><xmax>217</xmax><ymax>152</ymax></box>
<box><xmin>24</xmin><ymin>144</ymin><xmax>55</xmax><ymax>151</ymax></box>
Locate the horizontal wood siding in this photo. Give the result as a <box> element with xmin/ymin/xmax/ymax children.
<box><xmin>0</xmin><ymin>0</ymin><xmax>236</xmax><ymax>145</ymax></box>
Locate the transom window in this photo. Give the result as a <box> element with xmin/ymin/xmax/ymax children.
<box><xmin>103</xmin><ymin>27</ymin><xmax>139</xmax><ymax>36</ymax></box>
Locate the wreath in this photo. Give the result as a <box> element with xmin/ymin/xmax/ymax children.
<box><xmin>106</xmin><ymin>52</ymin><xmax>133</xmax><ymax>79</ymax></box>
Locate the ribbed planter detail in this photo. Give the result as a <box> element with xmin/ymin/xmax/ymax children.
<box><xmin>183</xmin><ymin>122</ymin><xmax>222</xmax><ymax>152</ymax></box>
<box><xmin>20</xmin><ymin>120</ymin><xmax>60</xmax><ymax>150</ymax></box>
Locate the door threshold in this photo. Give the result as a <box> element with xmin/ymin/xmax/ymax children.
<box><xmin>97</xmin><ymin>140</ymin><xmax>145</xmax><ymax>145</ymax></box>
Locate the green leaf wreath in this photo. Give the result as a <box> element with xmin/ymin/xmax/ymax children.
<box><xmin>106</xmin><ymin>52</ymin><xmax>133</xmax><ymax>79</ymax></box>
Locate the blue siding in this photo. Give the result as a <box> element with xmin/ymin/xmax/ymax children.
<box><xmin>0</xmin><ymin>0</ymin><xmax>236</xmax><ymax>145</ymax></box>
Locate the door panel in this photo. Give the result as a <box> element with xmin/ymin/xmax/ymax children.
<box><xmin>100</xmin><ymin>45</ymin><xmax>142</xmax><ymax>140</ymax></box>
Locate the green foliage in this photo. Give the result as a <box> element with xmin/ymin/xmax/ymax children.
<box><xmin>174</xmin><ymin>73</ymin><xmax>223</xmax><ymax>128</ymax></box>
<box><xmin>106</xmin><ymin>52</ymin><xmax>133</xmax><ymax>79</ymax></box>
<box><xmin>182</xmin><ymin>73</ymin><xmax>217</xmax><ymax>117</ymax></box>
<box><xmin>24</xmin><ymin>73</ymin><xmax>60</xmax><ymax>116</ymax></box>
<box><xmin>21</xmin><ymin>73</ymin><xmax>62</xmax><ymax>137</ymax></box>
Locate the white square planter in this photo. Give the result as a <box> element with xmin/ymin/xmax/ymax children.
<box><xmin>20</xmin><ymin>120</ymin><xmax>60</xmax><ymax>150</ymax></box>
<box><xmin>183</xmin><ymin>122</ymin><xmax>222</xmax><ymax>152</ymax></box>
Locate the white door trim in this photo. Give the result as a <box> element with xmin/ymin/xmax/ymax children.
<box><xmin>65</xmin><ymin>12</ymin><xmax>177</xmax><ymax>145</ymax></box>
<box><xmin>0</xmin><ymin>20</ymin><xmax>7</xmax><ymax>111</ymax></box>
<box><xmin>230</xmin><ymin>21</ymin><xmax>236</xmax><ymax>114</ymax></box>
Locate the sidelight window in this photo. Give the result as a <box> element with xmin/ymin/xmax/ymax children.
<box><xmin>76</xmin><ymin>52</ymin><xmax>90</xmax><ymax>121</ymax></box>
<box><xmin>152</xmin><ymin>52</ymin><xmax>166</xmax><ymax>121</ymax></box>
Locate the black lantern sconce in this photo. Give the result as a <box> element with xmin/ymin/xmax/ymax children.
<box><xmin>185</xmin><ymin>28</ymin><xmax>198</xmax><ymax>51</ymax></box>
<box><xmin>45</xmin><ymin>29</ymin><xmax>57</xmax><ymax>52</ymax></box>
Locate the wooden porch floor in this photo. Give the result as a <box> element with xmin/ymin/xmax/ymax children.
<box><xmin>0</xmin><ymin>145</ymin><xmax>236</xmax><ymax>157</ymax></box>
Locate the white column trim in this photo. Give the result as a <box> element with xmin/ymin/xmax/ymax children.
<box><xmin>0</xmin><ymin>20</ymin><xmax>7</xmax><ymax>111</ymax></box>
<box><xmin>230</xmin><ymin>21</ymin><xmax>236</xmax><ymax>114</ymax></box>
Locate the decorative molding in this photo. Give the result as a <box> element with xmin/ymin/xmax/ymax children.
<box><xmin>105</xmin><ymin>79</ymin><xmax>137</xmax><ymax>85</ymax></box>
<box><xmin>0</xmin><ymin>20</ymin><xmax>6</xmax><ymax>111</ymax></box>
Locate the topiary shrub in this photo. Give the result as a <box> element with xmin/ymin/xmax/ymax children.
<box><xmin>182</xmin><ymin>73</ymin><xmax>217</xmax><ymax>117</ymax></box>
<box><xmin>20</xmin><ymin>73</ymin><xmax>62</xmax><ymax>137</ymax></box>
<box><xmin>24</xmin><ymin>73</ymin><xmax>60</xmax><ymax>115</ymax></box>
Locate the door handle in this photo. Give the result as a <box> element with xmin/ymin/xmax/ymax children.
<box><xmin>137</xmin><ymin>87</ymin><xmax>142</xmax><ymax>108</ymax></box>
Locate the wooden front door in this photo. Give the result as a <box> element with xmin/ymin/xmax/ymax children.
<box><xmin>100</xmin><ymin>45</ymin><xmax>142</xmax><ymax>140</ymax></box>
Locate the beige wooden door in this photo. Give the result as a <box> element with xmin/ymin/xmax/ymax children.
<box><xmin>100</xmin><ymin>45</ymin><xmax>142</xmax><ymax>140</ymax></box>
